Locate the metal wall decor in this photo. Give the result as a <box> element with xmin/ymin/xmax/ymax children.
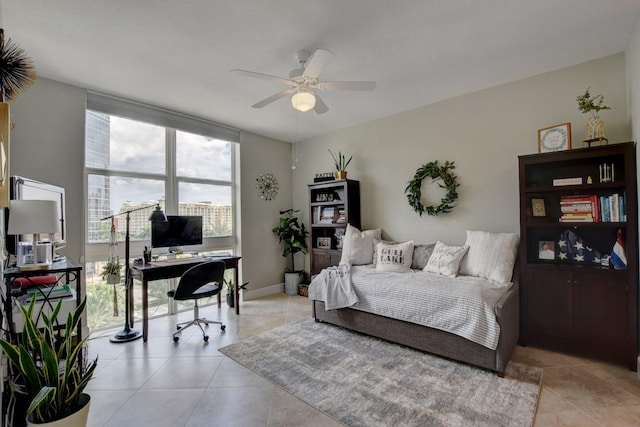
<box><xmin>256</xmin><ymin>172</ymin><xmax>278</xmax><ymax>200</ymax></box>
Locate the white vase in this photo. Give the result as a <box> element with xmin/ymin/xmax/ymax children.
<box><xmin>284</xmin><ymin>272</ymin><xmax>302</xmax><ymax>295</ymax></box>
<box><xmin>586</xmin><ymin>116</ymin><xmax>605</xmax><ymax>139</ymax></box>
<box><xmin>27</xmin><ymin>393</ymin><xmax>90</xmax><ymax>427</ymax></box>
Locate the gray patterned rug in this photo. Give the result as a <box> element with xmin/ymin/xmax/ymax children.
<box><xmin>219</xmin><ymin>318</ymin><xmax>541</xmax><ymax>427</ymax></box>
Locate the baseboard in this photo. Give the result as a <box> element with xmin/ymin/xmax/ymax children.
<box><xmin>243</xmin><ymin>283</ymin><xmax>284</xmax><ymax>301</ymax></box>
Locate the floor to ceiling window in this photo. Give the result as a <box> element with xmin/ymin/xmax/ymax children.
<box><xmin>84</xmin><ymin>93</ymin><xmax>239</xmax><ymax>331</ymax></box>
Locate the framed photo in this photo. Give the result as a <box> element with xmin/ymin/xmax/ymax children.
<box><xmin>538</xmin><ymin>240</ymin><xmax>556</xmax><ymax>260</ymax></box>
<box><xmin>531</xmin><ymin>198</ymin><xmax>546</xmax><ymax>217</ymax></box>
<box><xmin>317</xmin><ymin>237</ymin><xmax>331</xmax><ymax>249</ymax></box>
<box><xmin>538</xmin><ymin>122</ymin><xmax>571</xmax><ymax>153</ymax></box>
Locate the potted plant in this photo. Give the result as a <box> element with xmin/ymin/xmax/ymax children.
<box><xmin>577</xmin><ymin>87</ymin><xmax>611</xmax><ymax>140</ymax></box>
<box><xmin>0</xmin><ymin>297</ymin><xmax>98</xmax><ymax>426</ymax></box>
<box><xmin>328</xmin><ymin>149</ymin><xmax>352</xmax><ymax>179</ymax></box>
<box><xmin>272</xmin><ymin>209</ymin><xmax>309</xmax><ymax>295</ymax></box>
<box><xmin>100</xmin><ymin>257</ymin><xmax>122</xmax><ymax>284</ymax></box>
<box><xmin>224</xmin><ymin>279</ymin><xmax>249</xmax><ymax>308</ymax></box>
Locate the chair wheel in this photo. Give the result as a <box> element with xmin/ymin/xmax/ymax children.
<box><xmin>173</xmin><ymin>336</ymin><xmax>179</xmax><ymax>342</ymax></box>
<box><xmin>203</xmin><ymin>335</ymin><xmax>209</xmax><ymax>342</ymax></box>
<box><xmin>221</xmin><ymin>325</ymin><xmax>226</xmax><ymax>331</ymax></box>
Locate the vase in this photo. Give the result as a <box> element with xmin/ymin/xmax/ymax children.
<box><xmin>586</xmin><ymin>116</ymin><xmax>605</xmax><ymax>139</ymax></box>
<box><xmin>27</xmin><ymin>393</ymin><xmax>90</xmax><ymax>427</ymax></box>
<box><xmin>226</xmin><ymin>293</ymin><xmax>235</xmax><ymax>308</ymax></box>
<box><xmin>284</xmin><ymin>272</ymin><xmax>302</xmax><ymax>295</ymax></box>
<box><xmin>335</xmin><ymin>171</ymin><xmax>347</xmax><ymax>179</ymax></box>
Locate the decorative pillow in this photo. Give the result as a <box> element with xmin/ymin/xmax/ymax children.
<box><xmin>375</xmin><ymin>241</ymin><xmax>414</xmax><ymax>273</ymax></box>
<box><xmin>372</xmin><ymin>238</ymin><xmax>397</xmax><ymax>265</ymax></box>
<box><xmin>458</xmin><ymin>230</ymin><xmax>519</xmax><ymax>284</ymax></box>
<box><xmin>411</xmin><ymin>243</ymin><xmax>436</xmax><ymax>270</ymax></box>
<box><xmin>339</xmin><ymin>224</ymin><xmax>382</xmax><ymax>265</ymax></box>
<box><xmin>423</xmin><ymin>241</ymin><xmax>469</xmax><ymax>277</ymax></box>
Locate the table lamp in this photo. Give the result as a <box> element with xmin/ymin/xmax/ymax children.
<box><xmin>8</xmin><ymin>199</ymin><xmax>60</xmax><ymax>270</ymax></box>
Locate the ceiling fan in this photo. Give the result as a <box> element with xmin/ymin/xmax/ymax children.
<box><xmin>232</xmin><ymin>48</ymin><xmax>376</xmax><ymax>114</ymax></box>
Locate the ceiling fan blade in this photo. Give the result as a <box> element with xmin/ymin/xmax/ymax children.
<box><xmin>232</xmin><ymin>69</ymin><xmax>296</xmax><ymax>87</ymax></box>
<box><xmin>252</xmin><ymin>88</ymin><xmax>296</xmax><ymax>108</ymax></box>
<box><xmin>313</xmin><ymin>93</ymin><xmax>329</xmax><ymax>115</ymax></box>
<box><xmin>303</xmin><ymin>49</ymin><xmax>334</xmax><ymax>79</ymax></box>
<box><xmin>318</xmin><ymin>81</ymin><xmax>376</xmax><ymax>91</ymax></box>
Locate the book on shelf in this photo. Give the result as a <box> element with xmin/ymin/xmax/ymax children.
<box><xmin>19</xmin><ymin>284</ymin><xmax>73</xmax><ymax>303</ymax></box>
<box><xmin>559</xmin><ymin>192</ymin><xmax>625</xmax><ymax>223</ymax></box>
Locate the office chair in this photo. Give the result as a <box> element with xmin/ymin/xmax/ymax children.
<box><xmin>167</xmin><ymin>260</ymin><xmax>226</xmax><ymax>342</ymax></box>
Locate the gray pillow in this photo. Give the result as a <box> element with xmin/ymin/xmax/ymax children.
<box><xmin>411</xmin><ymin>243</ymin><xmax>436</xmax><ymax>270</ymax></box>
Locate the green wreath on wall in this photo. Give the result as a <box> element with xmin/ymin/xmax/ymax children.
<box><xmin>405</xmin><ymin>160</ymin><xmax>459</xmax><ymax>216</ymax></box>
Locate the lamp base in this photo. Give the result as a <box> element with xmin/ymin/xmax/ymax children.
<box><xmin>110</xmin><ymin>327</ymin><xmax>142</xmax><ymax>343</ymax></box>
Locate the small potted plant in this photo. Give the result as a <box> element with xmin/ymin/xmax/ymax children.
<box><xmin>0</xmin><ymin>297</ymin><xmax>98</xmax><ymax>426</ymax></box>
<box><xmin>328</xmin><ymin>149</ymin><xmax>352</xmax><ymax>179</ymax></box>
<box><xmin>272</xmin><ymin>209</ymin><xmax>309</xmax><ymax>295</ymax></box>
<box><xmin>224</xmin><ymin>278</ymin><xmax>249</xmax><ymax>308</ymax></box>
<box><xmin>101</xmin><ymin>257</ymin><xmax>122</xmax><ymax>284</ymax></box>
<box><xmin>577</xmin><ymin>87</ymin><xmax>611</xmax><ymax>140</ymax></box>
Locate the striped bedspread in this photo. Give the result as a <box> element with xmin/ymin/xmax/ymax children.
<box><xmin>322</xmin><ymin>265</ymin><xmax>512</xmax><ymax>350</ymax></box>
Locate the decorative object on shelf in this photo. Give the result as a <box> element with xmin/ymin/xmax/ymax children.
<box><xmin>0</xmin><ymin>28</ymin><xmax>37</xmax><ymax>102</ymax></box>
<box><xmin>552</xmin><ymin>177</ymin><xmax>582</xmax><ymax>186</ymax></box>
<box><xmin>405</xmin><ymin>160</ymin><xmax>459</xmax><ymax>216</ymax></box>
<box><xmin>577</xmin><ymin>87</ymin><xmax>611</xmax><ymax>142</ymax></box>
<box><xmin>328</xmin><ymin>149</ymin><xmax>352</xmax><ymax>179</ymax></box>
<box><xmin>555</xmin><ymin>229</ymin><xmax>603</xmax><ymax>264</ymax></box>
<box><xmin>599</xmin><ymin>162</ymin><xmax>615</xmax><ymax>183</ymax></box>
<box><xmin>334</xmin><ymin>228</ymin><xmax>346</xmax><ymax>249</ymax></box>
<box><xmin>610</xmin><ymin>229</ymin><xmax>627</xmax><ymax>270</ymax></box>
<box><xmin>538</xmin><ymin>241</ymin><xmax>555</xmax><ymax>260</ymax></box>
<box><xmin>272</xmin><ymin>209</ymin><xmax>309</xmax><ymax>295</ymax></box>
<box><xmin>317</xmin><ymin>237</ymin><xmax>331</xmax><ymax>249</ymax></box>
<box><xmin>256</xmin><ymin>172</ymin><xmax>278</xmax><ymax>200</ymax></box>
<box><xmin>531</xmin><ymin>198</ymin><xmax>546</xmax><ymax>217</ymax></box>
<box><xmin>101</xmin><ymin>204</ymin><xmax>167</xmax><ymax>343</ymax></box>
<box><xmin>314</xmin><ymin>172</ymin><xmax>336</xmax><ymax>182</ymax></box>
<box><xmin>538</xmin><ymin>122</ymin><xmax>571</xmax><ymax>153</ymax></box>
<box><xmin>8</xmin><ymin>199</ymin><xmax>60</xmax><ymax>270</ymax></box>
<box><xmin>0</xmin><ymin>298</ymin><xmax>98</xmax><ymax>426</ymax></box>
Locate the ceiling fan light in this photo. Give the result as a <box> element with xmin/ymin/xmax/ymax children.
<box><xmin>291</xmin><ymin>91</ymin><xmax>316</xmax><ymax>112</ymax></box>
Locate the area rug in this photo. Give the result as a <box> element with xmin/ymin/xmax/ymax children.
<box><xmin>219</xmin><ymin>318</ymin><xmax>541</xmax><ymax>427</ymax></box>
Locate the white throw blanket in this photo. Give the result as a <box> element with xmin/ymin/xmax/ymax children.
<box><xmin>308</xmin><ymin>264</ymin><xmax>358</xmax><ymax>310</ymax></box>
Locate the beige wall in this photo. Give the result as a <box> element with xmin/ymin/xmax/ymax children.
<box><xmin>294</xmin><ymin>53</ymin><xmax>631</xmax><ymax>272</ymax></box>
<box><xmin>8</xmin><ymin>78</ymin><xmax>293</xmax><ymax>295</ymax></box>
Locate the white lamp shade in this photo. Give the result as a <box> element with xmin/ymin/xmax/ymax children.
<box><xmin>291</xmin><ymin>91</ymin><xmax>316</xmax><ymax>112</ymax></box>
<box><xmin>8</xmin><ymin>200</ymin><xmax>60</xmax><ymax>235</ymax></box>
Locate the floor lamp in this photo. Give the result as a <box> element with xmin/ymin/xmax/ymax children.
<box><xmin>102</xmin><ymin>204</ymin><xmax>167</xmax><ymax>343</ymax></box>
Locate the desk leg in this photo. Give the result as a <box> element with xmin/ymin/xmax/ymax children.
<box><xmin>142</xmin><ymin>278</ymin><xmax>149</xmax><ymax>342</ymax></box>
<box><xmin>234</xmin><ymin>267</ymin><xmax>240</xmax><ymax>315</ymax></box>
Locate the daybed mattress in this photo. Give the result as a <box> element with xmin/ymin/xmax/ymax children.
<box><xmin>311</xmin><ymin>265</ymin><xmax>512</xmax><ymax>350</ymax></box>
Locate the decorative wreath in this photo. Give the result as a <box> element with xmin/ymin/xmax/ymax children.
<box><xmin>405</xmin><ymin>161</ymin><xmax>459</xmax><ymax>216</ymax></box>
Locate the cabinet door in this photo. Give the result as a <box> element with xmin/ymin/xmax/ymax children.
<box><xmin>311</xmin><ymin>249</ymin><xmax>341</xmax><ymax>275</ymax></box>
<box><xmin>527</xmin><ymin>268</ymin><xmax>572</xmax><ymax>340</ymax></box>
<box><xmin>573</xmin><ymin>269</ymin><xmax>627</xmax><ymax>345</ymax></box>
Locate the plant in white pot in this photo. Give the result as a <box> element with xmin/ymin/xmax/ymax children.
<box><xmin>0</xmin><ymin>297</ymin><xmax>98</xmax><ymax>426</ymax></box>
<box><xmin>100</xmin><ymin>257</ymin><xmax>122</xmax><ymax>285</ymax></box>
<box><xmin>272</xmin><ymin>209</ymin><xmax>309</xmax><ymax>295</ymax></box>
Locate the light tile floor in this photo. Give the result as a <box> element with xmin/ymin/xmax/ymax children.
<box><xmin>85</xmin><ymin>294</ymin><xmax>640</xmax><ymax>427</ymax></box>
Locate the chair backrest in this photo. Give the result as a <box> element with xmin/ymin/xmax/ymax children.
<box><xmin>172</xmin><ymin>260</ymin><xmax>226</xmax><ymax>300</ymax></box>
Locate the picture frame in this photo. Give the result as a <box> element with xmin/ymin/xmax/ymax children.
<box><xmin>317</xmin><ymin>237</ymin><xmax>331</xmax><ymax>249</ymax></box>
<box><xmin>538</xmin><ymin>122</ymin><xmax>571</xmax><ymax>153</ymax></box>
<box><xmin>538</xmin><ymin>240</ymin><xmax>556</xmax><ymax>260</ymax></box>
<box><xmin>531</xmin><ymin>198</ymin><xmax>546</xmax><ymax>217</ymax></box>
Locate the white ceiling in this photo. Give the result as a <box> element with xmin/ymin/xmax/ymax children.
<box><xmin>2</xmin><ymin>1</ymin><xmax>640</xmax><ymax>142</ymax></box>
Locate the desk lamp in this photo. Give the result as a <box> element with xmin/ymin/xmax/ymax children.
<box><xmin>8</xmin><ymin>199</ymin><xmax>60</xmax><ymax>270</ymax></box>
<box><xmin>102</xmin><ymin>203</ymin><xmax>167</xmax><ymax>343</ymax></box>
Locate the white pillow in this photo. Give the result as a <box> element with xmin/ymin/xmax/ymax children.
<box><xmin>339</xmin><ymin>224</ymin><xmax>382</xmax><ymax>265</ymax></box>
<box><xmin>375</xmin><ymin>241</ymin><xmax>414</xmax><ymax>273</ymax></box>
<box><xmin>423</xmin><ymin>241</ymin><xmax>469</xmax><ymax>278</ymax></box>
<box><xmin>458</xmin><ymin>230</ymin><xmax>519</xmax><ymax>284</ymax></box>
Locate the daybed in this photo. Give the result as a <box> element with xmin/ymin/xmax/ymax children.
<box><xmin>309</xmin><ymin>229</ymin><xmax>520</xmax><ymax>374</ymax></box>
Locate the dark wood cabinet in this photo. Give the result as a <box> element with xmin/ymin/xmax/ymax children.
<box><xmin>308</xmin><ymin>179</ymin><xmax>360</xmax><ymax>276</ymax></box>
<box><xmin>518</xmin><ymin>142</ymin><xmax>638</xmax><ymax>370</ymax></box>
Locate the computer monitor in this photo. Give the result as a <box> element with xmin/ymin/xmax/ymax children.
<box><xmin>151</xmin><ymin>215</ymin><xmax>203</xmax><ymax>250</ymax></box>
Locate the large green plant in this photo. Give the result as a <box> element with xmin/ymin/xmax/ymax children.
<box><xmin>272</xmin><ymin>209</ymin><xmax>309</xmax><ymax>272</ymax></box>
<box><xmin>0</xmin><ymin>297</ymin><xmax>98</xmax><ymax>423</ymax></box>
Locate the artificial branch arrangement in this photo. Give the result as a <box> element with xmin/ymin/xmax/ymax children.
<box><xmin>328</xmin><ymin>149</ymin><xmax>352</xmax><ymax>172</ymax></box>
<box><xmin>576</xmin><ymin>87</ymin><xmax>611</xmax><ymax>119</ymax></box>
<box><xmin>0</xmin><ymin>28</ymin><xmax>36</xmax><ymax>102</ymax></box>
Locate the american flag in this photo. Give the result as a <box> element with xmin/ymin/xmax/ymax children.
<box><xmin>555</xmin><ymin>229</ymin><xmax>603</xmax><ymax>264</ymax></box>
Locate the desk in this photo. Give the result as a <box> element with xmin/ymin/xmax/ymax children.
<box><xmin>129</xmin><ymin>255</ymin><xmax>241</xmax><ymax>342</ymax></box>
